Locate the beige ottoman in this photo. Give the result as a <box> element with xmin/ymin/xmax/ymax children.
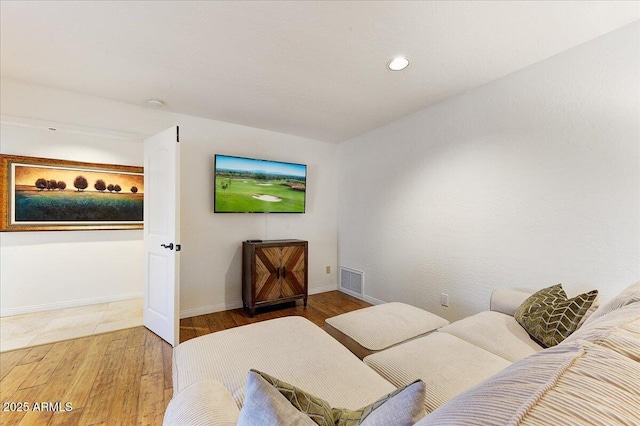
<box><xmin>324</xmin><ymin>302</ymin><xmax>450</xmax><ymax>359</ymax></box>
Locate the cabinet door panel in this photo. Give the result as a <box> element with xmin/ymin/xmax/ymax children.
<box><xmin>281</xmin><ymin>246</ymin><xmax>305</xmax><ymax>297</ymax></box>
<box><xmin>255</xmin><ymin>248</ymin><xmax>281</xmax><ymax>301</ymax></box>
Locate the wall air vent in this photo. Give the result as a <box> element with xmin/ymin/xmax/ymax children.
<box><xmin>339</xmin><ymin>267</ymin><xmax>364</xmax><ymax>296</ymax></box>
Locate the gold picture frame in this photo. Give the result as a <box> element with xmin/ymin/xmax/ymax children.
<box><xmin>0</xmin><ymin>154</ymin><xmax>144</xmax><ymax>231</ymax></box>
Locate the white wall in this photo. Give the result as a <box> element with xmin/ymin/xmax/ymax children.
<box><xmin>0</xmin><ymin>79</ymin><xmax>339</xmax><ymax>317</ymax></box>
<box><xmin>0</xmin><ymin>125</ymin><xmax>144</xmax><ymax>315</ymax></box>
<box><xmin>338</xmin><ymin>22</ymin><xmax>640</xmax><ymax>321</ymax></box>
<box><xmin>177</xmin><ymin>117</ymin><xmax>339</xmax><ymax>317</ymax></box>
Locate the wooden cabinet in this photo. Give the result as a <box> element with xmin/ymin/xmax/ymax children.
<box><xmin>242</xmin><ymin>240</ymin><xmax>308</xmax><ymax>317</ymax></box>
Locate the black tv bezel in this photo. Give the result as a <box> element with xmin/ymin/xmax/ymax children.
<box><xmin>214</xmin><ymin>154</ymin><xmax>307</xmax><ymax>214</ymax></box>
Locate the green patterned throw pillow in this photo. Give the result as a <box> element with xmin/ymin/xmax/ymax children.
<box><xmin>239</xmin><ymin>369</ymin><xmax>425</xmax><ymax>426</ymax></box>
<box><xmin>514</xmin><ymin>284</ymin><xmax>567</xmax><ymax>324</ymax></box>
<box><xmin>515</xmin><ymin>284</ymin><xmax>598</xmax><ymax>347</ymax></box>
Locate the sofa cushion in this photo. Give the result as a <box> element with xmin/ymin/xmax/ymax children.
<box><xmin>172</xmin><ymin>316</ymin><xmax>395</xmax><ymax>409</ymax></box>
<box><xmin>239</xmin><ymin>370</ymin><xmax>426</xmax><ymax>426</ymax></box>
<box><xmin>438</xmin><ymin>311</ymin><xmax>542</xmax><ymax>361</ymax></box>
<box><xmin>585</xmin><ymin>280</ymin><xmax>640</xmax><ymax>324</ymax></box>
<box><xmin>324</xmin><ymin>302</ymin><xmax>449</xmax><ymax>359</ymax></box>
<box><xmin>489</xmin><ymin>289</ymin><xmax>532</xmax><ymax>316</ymax></box>
<box><xmin>162</xmin><ymin>379</ymin><xmax>239</xmax><ymax>426</ymax></box>
<box><xmin>416</xmin><ymin>339</ymin><xmax>640</xmax><ymax>426</ymax></box>
<box><xmin>363</xmin><ymin>332</ymin><xmax>511</xmax><ymax>413</ymax></box>
<box><xmin>564</xmin><ymin>302</ymin><xmax>640</xmax><ymax>361</ymax></box>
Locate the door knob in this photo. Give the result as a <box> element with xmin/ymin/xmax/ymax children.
<box><xmin>161</xmin><ymin>243</ymin><xmax>174</xmax><ymax>250</ymax></box>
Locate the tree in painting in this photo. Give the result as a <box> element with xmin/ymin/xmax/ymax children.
<box><xmin>114</xmin><ymin>184</ymin><xmax>122</xmax><ymax>193</ymax></box>
<box><xmin>74</xmin><ymin>176</ymin><xmax>88</xmax><ymax>192</ymax></box>
<box><xmin>47</xmin><ymin>180</ymin><xmax>58</xmax><ymax>191</ymax></box>
<box><xmin>131</xmin><ymin>186</ymin><xmax>138</xmax><ymax>194</ymax></box>
<box><xmin>35</xmin><ymin>178</ymin><xmax>47</xmax><ymax>191</ymax></box>
<box><xmin>57</xmin><ymin>181</ymin><xmax>67</xmax><ymax>190</ymax></box>
<box><xmin>94</xmin><ymin>179</ymin><xmax>107</xmax><ymax>192</ymax></box>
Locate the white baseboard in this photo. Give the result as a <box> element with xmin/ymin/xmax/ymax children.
<box><xmin>338</xmin><ymin>288</ymin><xmax>386</xmax><ymax>305</ymax></box>
<box><xmin>180</xmin><ymin>300</ymin><xmax>244</xmax><ymax>319</ymax></box>
<box><xmin>0</xmin><ymin>292</ymin><xmax>143</xmax><ymax>317</ymax></box>
<box><xmin>309</xmin><ymin>284</ymin><xmax>339</xmax><ymax>295</ymax></box>
<box><xmin>179</xmin><ymin>284</ymin><xmax>340</xmax><ymax>319</ymax></box>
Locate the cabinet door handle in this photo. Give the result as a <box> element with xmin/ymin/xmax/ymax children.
<box><xmin>276</xmin><ymin>267</ymin><xmax>280</xmax><ymax>279</ymax></box>
<box><xmin>282</xmin><ymin>266</ymin><xmax>286</xmax><ymax>279</ymax></box>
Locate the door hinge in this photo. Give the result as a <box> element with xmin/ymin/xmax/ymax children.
<box><xmin>176</xmin><ymin>244</ymin><xmax>181</xmax><ymax>252</ymax></box>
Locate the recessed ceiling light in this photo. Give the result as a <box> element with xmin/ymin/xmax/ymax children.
<box><xmin>387</xmin><ymin>57</ymin><xmax>409</xmax><ymax>71</ymax></box>
<box><xmin>147</xmin><ymin>99</ymin><xmax>165</xmax><ymax>108</ymax></box>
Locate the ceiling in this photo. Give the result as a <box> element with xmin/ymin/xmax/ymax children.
<box><xmin>1</xmin><ymin>1</ymin><xmax>638</xmax><ymax>143</ymax></box>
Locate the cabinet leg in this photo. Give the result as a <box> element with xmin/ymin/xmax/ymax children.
<box><xmin>250</xmin><ymin>307</ymin><xmax>256</xmax><ymax>318</ymax></box>
<box><xmin>303</xmin><ymin>297</ymin><xmax>308</xmax><ymax>307</ymax></box>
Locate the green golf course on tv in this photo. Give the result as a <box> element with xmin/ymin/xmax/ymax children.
<box><xmin>214</xmin><ymin>154</ymin><xmax>307</xmax><ymax>213</ymax></box>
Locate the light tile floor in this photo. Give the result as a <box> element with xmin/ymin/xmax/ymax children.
<box><xmin>0</xmin><ymin>298</ymin><xmax>143</xmax><ymax>352</ymax></box>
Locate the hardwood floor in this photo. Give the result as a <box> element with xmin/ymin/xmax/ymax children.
<box><xmin>0</xmin><ymin>291</ymin><xmax>370</xmax><ymax>425</ymax></box>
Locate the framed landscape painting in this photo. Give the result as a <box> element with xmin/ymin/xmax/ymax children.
<box><xmin>0</xmin><ymin>155</ymin><xmax>144</xmax><ymax>231</ymax></box>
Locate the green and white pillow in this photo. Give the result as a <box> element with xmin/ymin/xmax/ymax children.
<box><xmin>514</xmin><ymin>284</ymin><xmax>567</xmax><ymax>323</ymax></box>
<box><xmin>515</xmin><ymin>284</ymin><xmax>598</xmax><ymax>347</ymax></box>
<box><xmin>237</xmin><ymin>369</ymin><xmax>425</xmax><ymax>426</ymax></box>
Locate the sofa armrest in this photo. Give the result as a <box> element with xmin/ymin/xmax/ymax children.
<box><xmin>163</xmin><ymin>379</ymin><xmax>239</xmax><ymax>426</ymax></box>
<box><xmin>490</xmin><ymin>289</ymin><xmax>531</xmax><ymax>316</ymax></box>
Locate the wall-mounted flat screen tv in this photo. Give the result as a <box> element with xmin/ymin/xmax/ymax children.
<box><xmin>214</xmin><ymin>154</ymin><xmax>307</xmax><ymax>213</ymax></box>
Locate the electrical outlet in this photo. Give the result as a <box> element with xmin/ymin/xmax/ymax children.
<box><xmin>326</xmin><ymin>266</ymin><xmax>331</xmax><ymax>274</ymax></box>
<box><xmin>441</xmin><ymin>293</ymin><xmax>449</xmax><ymax>307</ymax></box>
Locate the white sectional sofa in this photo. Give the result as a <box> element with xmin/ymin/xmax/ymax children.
<box><xmin>164</xmin><ymin>281</ymin><xmax>640</xmax><ymax>425</ymax></box>
<box><xmin>362</xmin><ymin>289</ymin><xmax>541</xmax><ymax>412</ymax></box>
<box><xmin>170</xmin><ymin>316</ymin><xmax>396</xmax><ymax>419</ymax></box>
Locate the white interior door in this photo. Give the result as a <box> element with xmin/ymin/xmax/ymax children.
<box><xmin>143</xmin><ymin>126</ymin><xmax>180</xmax><ymax>346</ymax></box>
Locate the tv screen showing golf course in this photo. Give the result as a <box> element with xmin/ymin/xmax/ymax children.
<box><xmin>214</xmin><ymin>154</ymin><xmax>307</xmax><ymax>213</ymax></box>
